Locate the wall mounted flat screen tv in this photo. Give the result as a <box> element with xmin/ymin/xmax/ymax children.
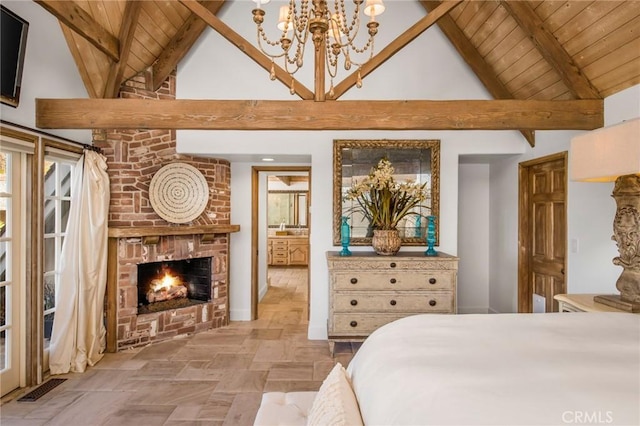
<box><xmin>1</xmin><ymin>5</ymin><xmax>29</xmax><ymax>108</ymax></box>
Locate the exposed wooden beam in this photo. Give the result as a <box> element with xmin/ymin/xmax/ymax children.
<box><xmin>421</xmin><ymin>1</ymin><xmax>536</xmax><ymax>147</ymax></box>
<box><xmin>331</xmin><ymin>0</ymin><xmax>462</xmax><ymax>100</ymax></box>
<box><xmin>104</xmin><ymin>1</ymin><xmax>142</xmax><ymax>98</ymax></box>
<box><xmin>152</xmin><ymin>1</ymin><xmax>225</xmax><ymax>91</ymax></box>
<box><xmin>179</xmin><ymin>0</ymin><xmax>314</xmax><ymax>100</ymax></box>
<box><xmin>500</xmin><ymin>0</ymin><xmax>601</xmax><ymax>99</ymax></box>
<box><xmin>35</xmin><ymin>0</ymin><xmax>120</xmax><ymax>62</ymax></box>
<box><xmin>36</xmin><ymin>98</ymin><xmax>603</xmax><ymax>131</ymax></box>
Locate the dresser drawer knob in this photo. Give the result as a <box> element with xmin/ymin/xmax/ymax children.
<box><xmin>390</xmin><ymin>262</ymin><xmax>397</xmax><ymax>268</ymax></box>
<box><xmin>390</xmin><ymin>300</ymin><xmax>397</xmax><ymax>306</ymax></box>
<box><xmin>429</xmin><ymin>278</ymin><xmax>437</xmax><ymax>284</ymax></box>
<box><xmin>390</xmin><ymin>278</ymin><xmax>397</xmax><ymax>284</ymax></box>
<box><xmin>429</xmin><ymin>299</ymin><xmax>437</xmax><ymax>307</ymax></box>
<box><xmin>350</xmin><ymin>321</ymin><xmax>358</xmax><ymax>327</ymax></box>
<box><xmin>350</xmin><ymin>299</ymin><xmax>358</xmax><ymax>306</ymax></box>
<box><xmin>350</xmin><ymin>278</ymin><xmax>358</xmax><ymax>284</ymax></box>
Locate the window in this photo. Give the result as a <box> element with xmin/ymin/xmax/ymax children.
<box><xmin>43</xmin><ymin>158</ymin><xmax>74</xmax><ymax>348</ymax></box>
<box><xmin>0</xmin><ymin>124</ymin><xmax>83</xmax><ymax>392</ymax></box>
<box><xmin>1</xmin><ymin>151</ymin><xmax>11</xmax><ymax>368</ymax></box>
<box><xmin>0</xmin><ymin>146</ymin><xmax>25</xmax><ymax>396</ymax></box>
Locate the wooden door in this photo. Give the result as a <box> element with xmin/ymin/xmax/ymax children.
<box><xmin>0</xmin><ymin>149</ymin><xmax>24</xmax><ymax>396</ymax></box>
<box><xmin>519</xmin><ymin>153</ymin><xmax>567</xmax><ymax>313</ymax></box>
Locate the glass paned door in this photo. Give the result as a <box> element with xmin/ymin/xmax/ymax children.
<box><xmin>0</xmin><ymin>151</ymin><xmax>22</xmax><ymax>396</ymax></box>
<box><xmin>43</xmin><ymin>159</ymin><xmax>73</xmax><ymax>363</ymax></box>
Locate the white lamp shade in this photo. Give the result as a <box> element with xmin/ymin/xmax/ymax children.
<box><xmin>364</xmin><ymin>0</ymin><xmax>385</xmax><ymax>17</ymax></box>
<box><xmin>328</xmin><ymin>14</ymin><xmax>345</xmax><ymax>40</ymax></box>
<box><xmin>570</xmin><ymin>117</ymin><xmax>640</xmax><ymax>182</ymax></box>
<box><xmin>277</xmin><ymin>5</ymin><xmax>292</xmax><ymax>32</ymax></box>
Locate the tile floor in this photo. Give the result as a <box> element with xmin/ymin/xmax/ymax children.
<box><xmin>1</xmin><ymin>267</ymin><xmax>356</xmax><ymax>425</ymax></box>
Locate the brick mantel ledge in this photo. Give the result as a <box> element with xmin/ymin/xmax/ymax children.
<box><xmin>109</xmin><ymin>224</ymin><xmax>240</xmax><ymax>238</ymax></box>
<box><xmin>109</xmin><ymin>225</ymin><xmax>240</xmax><ymax>245</ymax></box>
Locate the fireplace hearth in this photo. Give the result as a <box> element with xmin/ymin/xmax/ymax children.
<box><xmin>137</xmin><ymin>257</ymin><xmax>212</xmax><ymax>315</ymax></box>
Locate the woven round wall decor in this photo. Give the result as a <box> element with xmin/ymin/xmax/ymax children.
<box><xmin>149</xmin><ymin>163</ymin><xmax>209</xmax><ymax>224</ymax></box>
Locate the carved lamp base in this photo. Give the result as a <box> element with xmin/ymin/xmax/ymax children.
<box><xmin>596</xmin><ymin>174</ymin><xmax>640</xmax><ymax>313</ymax></box>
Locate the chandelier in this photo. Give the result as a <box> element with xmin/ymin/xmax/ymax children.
<box><xmin>252</xmin><ymin>0</ymin><xmax>385</xmax><ymax>97</ymax></box>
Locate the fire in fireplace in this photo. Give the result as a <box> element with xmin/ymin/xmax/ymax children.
<box><xmin>137</xmin><ymin>257</ymin><xmax>212</xmax><ymax>314</ymax></box>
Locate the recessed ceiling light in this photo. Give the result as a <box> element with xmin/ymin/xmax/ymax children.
<box><xmin>262</xmin><ymin>158</ymin><xmax>275</xmax><ymax>162</ymax></box>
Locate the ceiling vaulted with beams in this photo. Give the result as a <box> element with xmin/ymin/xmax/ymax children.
<box><xmin>33</xmin><ymin>0</ymin><xmax>640</xmax><ymax>146</ymax></box>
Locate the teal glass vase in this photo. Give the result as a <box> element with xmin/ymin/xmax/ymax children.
<box><xmin>340</xmin><ymin>216</ymin><xmax>352</xmax><ymax>256</ymax></box>
<box><xmin>425</xmin><ymin>215</ymin><xmax>437</xmax><ymax>256</ymax></box>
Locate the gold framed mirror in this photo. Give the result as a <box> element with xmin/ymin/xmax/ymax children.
<box><xmin>333</xmin><ymin>139</ymin><xmax>440</xmax><ymax>246</ymax></box>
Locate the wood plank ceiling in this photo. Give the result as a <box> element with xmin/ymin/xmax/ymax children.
<box><xmin>32</xmin><ymin>0</ymin><xmax>640</xmax><ymax>145</ymax></box>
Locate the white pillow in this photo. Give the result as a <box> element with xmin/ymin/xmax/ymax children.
<box><xmin>307</xmin><ymin>362</ymin><xmax>363</xmax><ymax>426</ymax></box>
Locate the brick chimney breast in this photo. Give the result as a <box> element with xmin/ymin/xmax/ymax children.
<box><xmin>95</xmin><ymin>70</ymin><xmax>232</xmax><ymax>351</ymax></box>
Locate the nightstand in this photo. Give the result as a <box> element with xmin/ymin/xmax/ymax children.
<box><xmin>554</xmin><ymin>294</ymin><xmax>630</xmax><ymax>313</ymax></box>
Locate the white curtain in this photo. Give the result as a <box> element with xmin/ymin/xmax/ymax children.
<box><xmin>49</xmin><ymin>150</ymin><xmax>110</xmax><ymax>374</ymax></box>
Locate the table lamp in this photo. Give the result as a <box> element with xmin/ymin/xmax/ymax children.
<box><xmin>570</xmin><ymin>117</ymin><xmax>640</xmax><ymax>312</ymax></box>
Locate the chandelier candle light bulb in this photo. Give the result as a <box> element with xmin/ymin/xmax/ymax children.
<box><xmin>254</xmin><ymin>0</ymin><xmax>271</xmax><ymax>9</ymax></box>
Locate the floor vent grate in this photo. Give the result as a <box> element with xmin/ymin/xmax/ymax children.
<box><xmin>17</xmin><ymin>378</ymin><xmax>67</xmax><ymax>402</ymax></box>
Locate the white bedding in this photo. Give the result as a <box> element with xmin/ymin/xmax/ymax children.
<box><xmin>346</xmin><ymin>313</ymin><xmax>640</xmax><ymax>426</ymax></box>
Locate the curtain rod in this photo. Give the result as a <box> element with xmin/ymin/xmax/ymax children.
<box><xmin>1</xmin><ymin>119</ymin><xmax>103</xmax><ymax>154</ymax></box>
<box><xmin>82</xmin><ymin>143</ymin><xmax>103</xmax><ymax>154</ymax></box>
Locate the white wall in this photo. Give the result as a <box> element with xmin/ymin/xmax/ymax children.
<box><xmin>488</xmin><ymin>84</ymin><xmax>640</xmax><ymax>313</ymax></box>
<box><xmin>458</xmin><ymin>163</ymin><xmax>490</xmax><ymax>313</ymax></box>
<box><xmin>177</xmin><ymin>2</ymin><xmax>526</xmax><ymax>338</ymax></box>
<box><xmin>0</xmin><ymin>1</ymin><xmax>91</xmax><ymax>143</ymax></box>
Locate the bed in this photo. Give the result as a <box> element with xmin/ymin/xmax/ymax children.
<box><xmin>254</xmin><ymin>312</ymin><xmax>639</xmax><ymax>425</ymax></box>
<box><xmin>347</xmin><ymin>312</ymin><xmax>640</xmax><ymax>425</ymax></box>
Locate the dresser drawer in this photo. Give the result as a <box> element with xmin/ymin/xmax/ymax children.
<box><xmin>328</xmin><ymin>258</ymin><xmax>458</xmax><ymax>271</ymax></box>
<box><xmin>332</xmin><ymin>271</ymin><xmax>455</xmax><ymax>291</ymax></box>
<box><xmin>333</xmin><ymin>291</ymin><xmax>453</xmax><ymax>313</ymax></box>
<box><xmin>330</xmin><ymin>313</ymin><xmax>411</xmax><ymax>336</ymax></box>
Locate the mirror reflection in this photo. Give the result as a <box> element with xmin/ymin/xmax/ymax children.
<box><xmin>268</xmin><ymin>192</ymin><xmax>308</xmax><ymax>227</ymax></box>
<box><xmin>267</xmin><ymin>174</ymin><xmax>309</xmax><ymax>230</ymax></box>
<box><xmin>333</xmin><ymin>140</ymin><xmax>440</xmax><ymax>246</ymax></box>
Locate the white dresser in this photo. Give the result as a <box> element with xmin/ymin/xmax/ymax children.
<box><xmin>326</xmin><ymin>251</ymin><xmax>458</xmax><ymax>348</ymax></box>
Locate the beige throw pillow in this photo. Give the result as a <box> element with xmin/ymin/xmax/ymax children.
<box><xmin>306</xmin><ymin>362</ymin><xmax>363</xmax><ymax>426</ymax></box>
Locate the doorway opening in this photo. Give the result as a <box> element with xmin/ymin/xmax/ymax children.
<box><xmin>251</xmin><ymin>166</ymin><xmax>311</xmax><ymax>322</ymax></box>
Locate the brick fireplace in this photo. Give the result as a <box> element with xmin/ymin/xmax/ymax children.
<box><xmin>94</xmin><ymin>71</ymin><xmax>239</xmax><ymax>352</ymax></box>
<box><xmin>137</xmin><ymin>256</ymin><xmax>212</xmax><ymax>314</ymax></box>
